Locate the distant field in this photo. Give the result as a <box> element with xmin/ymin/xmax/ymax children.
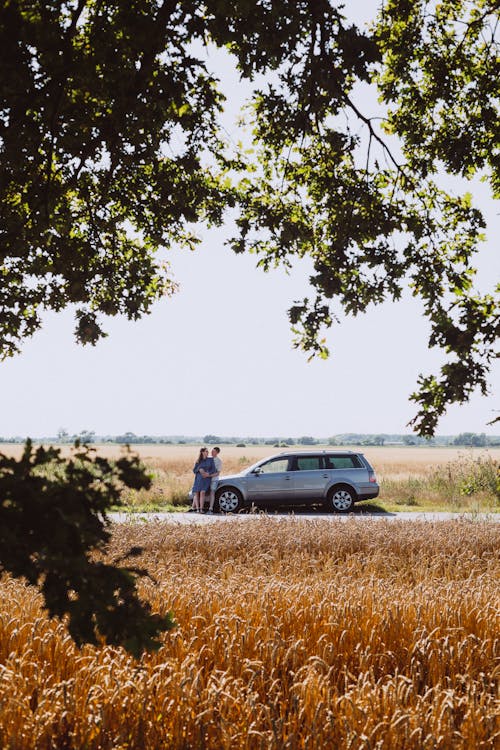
<box><xmin>1</xmin><ymin>443</ymin><xmax>499</xmax><ymax>511</ymax></box>
<box><xmin>2</xmin><ymin>442</ymin><xmax>499</xmax><ymax>472</ymax></box>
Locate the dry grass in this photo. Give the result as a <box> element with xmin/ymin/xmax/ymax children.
<box><xmin>92</xmin><ymin>445</ymin><xmax>500</xmax><ymax>510</ymax></box>
<box><xmin>1</xmin><ymin>444</ymin><xmax>499</xmax><ymax>509</ymax></box>
<box><xmin>0</xmin><ymin>518</ymin><xmax>499</xmax><ymax>748</ymax></box>
<box><xmin>3</xmin><ymin>443</ymin><xmax>499</xmax><ymax>470</ymax></box>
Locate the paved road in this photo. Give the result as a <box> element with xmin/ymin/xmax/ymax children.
<box><xmin>110</xmin><ymin>510</ymin><xmax>499</xmax><ymax>524</ymax></box>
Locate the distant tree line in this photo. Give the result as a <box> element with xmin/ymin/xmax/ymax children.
<box><xmin>451</xmin><ymin>433</ymin><xmax>490</xmax><ymax>447</ymax></box>
<box><xmin>1</xmin><ymin>432</ymin><xmax>499</xmax><ymax>447</ymax></box>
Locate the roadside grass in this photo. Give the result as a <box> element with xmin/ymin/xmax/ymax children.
<box><xmin>119</xmin><ymin>452</ymin><xmax>499</xmax><ymax>514</ymax></box>
<box><xmin>3</xmin><ymin>443</ymin><xmax>498</xmax><ymax>513</ymax></box>
<box><xmin>379</xmin><ymin>454</ymin><xmax>499</xmax><ymax>513</ymax></box>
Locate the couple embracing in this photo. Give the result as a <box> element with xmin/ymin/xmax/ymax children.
<box><xmin>190</xmin><ymin>446</ymin><xmax>222</xmax><ymax>513</ymax></box>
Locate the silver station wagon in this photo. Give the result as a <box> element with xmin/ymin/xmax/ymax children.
<box><xmin>214</xmin><ymin>450</ymin><xmax>379</xmax><ymax>513</ymax></box>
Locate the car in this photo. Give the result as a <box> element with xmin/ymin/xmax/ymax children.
<box><xmin>213</xmin><ymin>450</ymin><xmax>379</xmax><ymax>513</ymax></box>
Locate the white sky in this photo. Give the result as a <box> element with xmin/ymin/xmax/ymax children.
<box><xmin>0</xmin><ymin>2</ymin><xmax>498</xmax><ymax>439</ymax></box>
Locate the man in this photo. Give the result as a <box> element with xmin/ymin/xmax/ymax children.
<box><xmin>207</xmin><ymin>446</ymin><xmax>222</xmax><ymax>514</ymax></box>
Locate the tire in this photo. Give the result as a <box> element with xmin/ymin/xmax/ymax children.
<box><xmin>328</xmin><ymin>485</ymin><xmax>356</xmax><ymax>513</ymax></box>
<box><xmin>216</xmin><ymin>487</ymin><xmax>243</xmax><ymax>513</ymax></box>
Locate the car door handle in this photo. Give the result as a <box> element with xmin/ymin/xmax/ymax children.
<box><xmin>323</xmin><ymin>474</ymin><xmax>329</xmax><ymax>478</ymax></box>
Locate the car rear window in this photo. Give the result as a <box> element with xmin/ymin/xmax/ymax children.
<box><xmin>324</xmin><ymin>455</ymin><xmax>362</xmax><ymax>469</ymax></box>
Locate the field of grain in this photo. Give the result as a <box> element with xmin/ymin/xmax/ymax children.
<box><xmin>3</xmin><ymin>442</ymin><xmax>499</xmax><ymax>470</ymax></box>
<box><xmin>68</xmin><ymin>444</ymin><xmax>500</xmax><ymax>511</ymax></box>
<box><xmin>1</xmin><ymin>443</ymin><xmax>499</xmax><ymax>510</ymax></box>
<box><xmin>0</xmin><ymin>518</ymin><xmax>498</xmax><ymax>748</ymax></box>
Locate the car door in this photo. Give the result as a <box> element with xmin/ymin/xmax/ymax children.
<box><xmin>324</xmin><ymin>454</ymin><xmax>365</xmax><ymax>492</ymax></box>
<box><xmin>245</xmin><ymin>457</ymin><xmax>294</xmax><ymax>504</ymax></box>
<box><xmin>292</xmin><ymin>455</ymin><xmax>329</xmax><ymax>502</ymax></box>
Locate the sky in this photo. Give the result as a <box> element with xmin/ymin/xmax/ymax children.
<box><xmin>0</xmin><ymin>2</ymin><xmax>498</xmax><ymax>440</ymax></box>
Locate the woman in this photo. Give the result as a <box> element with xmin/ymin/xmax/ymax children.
<box><xmin>192</xmin><ymin>447</ymin><xmax>216</xmax><ymax>512</ymax></box>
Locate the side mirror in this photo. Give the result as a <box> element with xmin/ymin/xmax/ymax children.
<box><xmin>252</xmin><ymin>467</ymin><xmax>263</xmax><ymax>475</ymax></box>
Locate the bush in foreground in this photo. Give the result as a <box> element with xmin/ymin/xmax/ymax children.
<box><xmin>0</xmin><ymin>441</ymin><xmax>174</xmax><ymax>655</ymax></box>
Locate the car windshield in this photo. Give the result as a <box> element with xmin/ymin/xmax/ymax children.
<box><xmin>245</xmin><ymin>459</ymin><xmax>266</xmax><ymax>473</ymax></box>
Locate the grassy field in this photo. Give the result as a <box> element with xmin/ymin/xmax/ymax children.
<box><xmin>0</xmin><ymin>518</ymin><xmax>498</xmax><ymax>748</ymax></box>
<box><xmin>1</xmin><ymin>443</ymin><xmax>499</xmax><ymax>512</ymax></box>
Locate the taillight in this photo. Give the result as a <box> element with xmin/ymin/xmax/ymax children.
<box><xmin>369</xmin><ymin>472</ymin><xmax>377</xmax><ymax>483</ymax></box>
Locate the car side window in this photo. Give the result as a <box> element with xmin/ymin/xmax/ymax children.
<box><xmin>258</xmin><ymin>458</ymin><xmax>290</xmax><ymax>473</ymax></box>
<box><xmin>295</xmin><ymin>456</ymin><xmax>322</xmax><ymax>471</ymax></box>
<box><xmin>324</xmin><ymin>455</ymin><xmax>362</xmax><ymax>469</ymax></box>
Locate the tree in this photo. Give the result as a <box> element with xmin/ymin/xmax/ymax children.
<box><xmin>79</xmin><ymin>429</ymin><xmax>96</xmax><ymax>443</ymax></box>
<box><xmin>0</xmin><ymin>441</ymin><xmax>174</xmax><ymax>656</ymax></box>
<box><xmin>0</xmin><ymin>0</ymin><xmax>498</xmax><ymax>436</ymax></box>
<box><xmin>0</xmin><ymin>0</ymin><xmax>230</xmax><ymax>356</ymax></box>
<box><xmin>57</xmin><ymin>427</ymin><xmax>69</xmax><ymax>442</ymax></box>
<box><xmin>203</xmin><ymin>434</ymin><xmax>221</xmax><ymax>444</ymax></box>
<box><xmin>453</xmin><ymin>432</ymin><xmax>488</xmax><ymax>446</ymax></box>
<box><xmin>230</xmin><ymin>0</ymin><xmax>499</xmax><ymax>436</ymax></box>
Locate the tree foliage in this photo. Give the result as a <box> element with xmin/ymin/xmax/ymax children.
<box><xmin>0</xmin><ymin>440</ymin><xmax>174</xmax><ymax>656</ymax></box>
<box><xmin>0</xmin><ymin>0</ymin><xmax>498</xmax><ymax>438</ymax></box>
<box><xmin>0</xmin><ymin>0</ymin><xmax>231</xmax><ymax>353</ymax></box>
<box><xmin>229</xmin><ymin>0</ymin><xmax>499</xmax><ymax>436</ymax></box>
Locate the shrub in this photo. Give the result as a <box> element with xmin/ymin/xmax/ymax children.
<box><xmin>0</xmin><ymin>440</ymin><xmax>174</xmax><ymax>654</ymax></box>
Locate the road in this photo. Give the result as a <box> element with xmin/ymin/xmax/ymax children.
<box><xmin>109</xmin><ymin>510</ymin><xmax>499</xmax><ymax>524</ymax></box>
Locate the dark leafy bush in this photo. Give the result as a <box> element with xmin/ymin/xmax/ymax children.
<box><xmin>0</xmin><ymin>440</ymin><xmax>174</xmax><ymax>656</ymax></box>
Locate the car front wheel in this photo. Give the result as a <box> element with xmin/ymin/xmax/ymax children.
<box><xmin>216</xmin><ymin>487</ymin><xmax>243</xmax><ymax>513</ymax></box>
<box><xmin>328</xmin><ymin>485</ymin><xmax>355</xmax><ymax>513</ymax></box>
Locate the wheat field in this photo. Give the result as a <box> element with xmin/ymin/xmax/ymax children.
<box><xmin>0</xmin><ymin>518</ymin><xmax>498</xmax><ymax>748</ymax></box>
<box><xmin>2</xmin><ymin>443</ymin><xmax>498</xmax><ymax>510</ymax></box>
<box><xmin>2</xmin><ymin>442</ymin><xmax>499</xmax><ymax>471</ymax></box>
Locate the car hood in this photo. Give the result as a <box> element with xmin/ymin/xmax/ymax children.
<box><xmin>218</xmin><ymin>471</ymin><xmax>247</xmax><ymax>482</ymax></box>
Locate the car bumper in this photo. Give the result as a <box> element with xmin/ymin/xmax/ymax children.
<box><xmin>358</xmin><ymin>488</ymin><xmax>379</xmax><ymax>500</ymax></box>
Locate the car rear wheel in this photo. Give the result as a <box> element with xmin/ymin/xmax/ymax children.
<box><xmin>216</xmin><ymin>487</ymin><xmax>243</xmax><ymax>513</ymax></box>
<box><xmin>328</xmin><ymin>485</ymin><xmax>355</xmax><ymax>513</ymax></box>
